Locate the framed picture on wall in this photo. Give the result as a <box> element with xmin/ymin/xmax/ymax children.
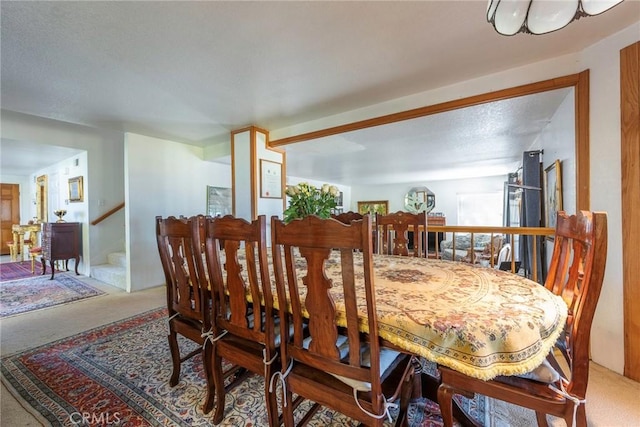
<box><xmin>206</xmin><ymin>186</ymin><xmax>232</xmax><ymax>217</ymax></box>
<box><xmin>357</xmin><ymin>200</ymin><xmax>389</xmax><ymax>216</ymax></box>
<box><xmin>544</xmin><ymin>159</ymin><xmax>563</xmax><ymax>230</ymax></box>
<box><xmin>68</xmin><ymin>176</ymin><xmax>84</xmax><ymax>202</ymax></box>
<box><xmin>260</xmin><ymin>160</ymin><xmax>283</xmax><ymax>199</ymax></box>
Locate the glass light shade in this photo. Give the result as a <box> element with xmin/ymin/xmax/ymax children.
<box><xmin>487</xmin><ymin>0</ymin><xmax>624</xmax><ymax>35</ymax></box>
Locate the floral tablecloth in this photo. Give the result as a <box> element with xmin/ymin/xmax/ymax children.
<box><xmin>224</xmin><ymin>251</ymin><xmax>568</xmax><ymax>381</ymax></box>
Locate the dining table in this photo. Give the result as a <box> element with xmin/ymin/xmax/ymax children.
<box><xmin>270</xmin><ymin>251</ymin><xmax>568</xmax><ymax>381</ymax></box>
<box><xmin>222</xmin><ymin>249</ymin><xmax>568</xmax><ymax>424</ymax></box>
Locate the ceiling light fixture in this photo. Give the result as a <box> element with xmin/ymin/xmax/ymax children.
<box><xmin>487</xmin><ymin>0</ymin><xmax>625</xmax><ymax>36</ymax></box>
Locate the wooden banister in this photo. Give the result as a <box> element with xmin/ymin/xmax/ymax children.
<box><xmin>91</xmin><ymin>202</ymin><xmax>125</xmax><ymax>226</ymax></box>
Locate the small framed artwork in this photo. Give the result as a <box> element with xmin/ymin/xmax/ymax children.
<box><xmin>336</xmin><ymin>191</ymin><xmax>344</xmax><ymax>207</ymax></box>
<box><xmin>206</xmin><ymin>186</ymin><xmax>232</xmax><ymax>217</ymax></box>
<box><xmin>357</xmin><ymin>200</ymin><xmax>389</xmax><ymax>216</ymax></box>
<box><xmin>544</xmin><ymin>159</ymin><xmax>563</xmax><ymax>230</ymax></box>
<box><xmin>68</xmin><ymin>176</ymin><xmax>84</xmax><ymax>202</ymax></box>
<box><xmin>260</xmin><ymin>159</ymin><xmax>283</xmax><ymax>199</ymax></box>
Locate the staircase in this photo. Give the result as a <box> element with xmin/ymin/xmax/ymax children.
<box><xmin>91</xmin><ymin>251</ymin><xmax>126</xmax><ymax>289</ymax></box>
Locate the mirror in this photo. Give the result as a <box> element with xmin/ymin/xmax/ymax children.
<box><xmin>404</xmin><ymin>186</ymin><xmax>435</xmax><ymax>213</ymax></box>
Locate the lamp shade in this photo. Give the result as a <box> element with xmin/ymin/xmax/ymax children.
<box><xmin>487</xmin><ymin>0</ymin><xmax>624</xmax><ymax>35</ymax></box>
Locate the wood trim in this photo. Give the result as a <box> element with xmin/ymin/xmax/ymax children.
<box><xmin>621</xmin><ymin>41</ymin><xmax>640</xmax><ymax>381</ymax></box>
<box><xmin>575</xmin><ymin>70</ymin><xmax>590</xmax><ymax>211</ymax></box>
<box><xmin>269</xmin><ymin>72</ymin><xmax>589</xmax><ymax>214</ymax></box>
<box><xmin>90</xmin><ymin>202</ymin><xmax>124</xmax><ymax>226</ymax></box>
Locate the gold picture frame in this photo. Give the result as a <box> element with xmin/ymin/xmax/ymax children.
<box><xmin>357</xmin><ymin>200</ymin><xmax>389</xmax><ymax>216</ymax></box>
<box><xmin>68</xmin><ymin>176</ymin><xmax>84</xmax><ymax>202</ymax></box>
<box><xmin>544</xmin><ymin>160</ymin><xmax>562</xmax><ymax>229</ymax></box>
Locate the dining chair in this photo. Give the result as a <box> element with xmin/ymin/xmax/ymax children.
<box><xmin>375</xmin><ymin>211</ymin><xmax>427</xmax><ymax>257</ymax></box>
<box><xmin>155</xmin><ymin>215</ymin><xmax>215</xmax><ymax>414</ymax></box>
<box><xmin>199</xmin><ymin>214</ymin><xmax>281</xmax><ymax>426</ymax></box>
<box><xmin>437</xmin><ymin>211</ymin><xmax>608</xmax><ymax>427</ymax></box>
<box><xmin>330</xmin><ymin>211</ymin><xmax>364</xmax><ymax>224</ymax></box>
<box><xmin>271</xmin><ymin>214</ymin><xmax>415</xmax><ymax>427</ymax></box>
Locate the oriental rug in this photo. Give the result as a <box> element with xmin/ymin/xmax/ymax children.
<box><xmin>0</xmin><ymin>261</ymin><xmax>42</xmax><ymax>282</ymax></box>
<box><xmin>0</xmin><ymin>273</ymin><xmax>105</xmax><ymax>318</ymax></box>
<box><xmin>1</xmin><ymin>308</ymin><xmax>486</xmax><ymax>426</ymax></box>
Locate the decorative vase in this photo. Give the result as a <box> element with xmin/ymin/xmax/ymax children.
<box><xmin>53</xmin><ymin>209</ymin><xmax>67</xmax><ymax>222</ymax></box>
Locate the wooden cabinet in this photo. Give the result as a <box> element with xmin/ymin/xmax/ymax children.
<box><xmin>427</xmin><ymin>215</ymin><xmax>446</xmax><ymax>259</ymax></box>
<box><xmin>41</xmin><ymin>222</ymin><xmax>81</xmax><ymax>279</ymax></box>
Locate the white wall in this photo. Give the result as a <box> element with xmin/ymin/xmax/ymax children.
<box><xmin>579</xmin><ymin>24</ymin><xmax>639</xmax><ymax>373</ymax></box>
<box><xmin>125</xmin><ymin>133</ymin><xmax>231</xmax><ymax>292</ymax></box>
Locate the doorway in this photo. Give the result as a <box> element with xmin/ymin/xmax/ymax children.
<box><xmin>0</xmin><ymin>183</ymin><xmax>20</xmax><ymax>256</ymax></box>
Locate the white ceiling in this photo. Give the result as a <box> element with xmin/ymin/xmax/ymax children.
<box><xmin>1</xmin><ymin>1</ymin><xmax>638</xmax><ymax>182</ymax></box>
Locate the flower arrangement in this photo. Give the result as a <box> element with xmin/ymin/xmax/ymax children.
<box><xmin>284</xmin><ymin>182</ymin><xmax>340</xmax><ymax>223</ymax></box>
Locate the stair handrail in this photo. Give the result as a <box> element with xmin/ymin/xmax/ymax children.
<box><xmin>91</xmin><ymin>202</ymin><xmax>125</xmax><ymax>226</ymax></box>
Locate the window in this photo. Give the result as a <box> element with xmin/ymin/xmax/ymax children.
<box><xmin>457</xmin><ymin>192</ymin><xmax>503</xmax><ymax>226</ymax></box>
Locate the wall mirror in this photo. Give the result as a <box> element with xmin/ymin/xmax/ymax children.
<box><xmin>405</xmin><ymin>186</ymin><xmax>435</xmax><ymax>213</ymax></box>
<box><xmin>270</xmin><ymin>72</ymin><xmax>589</xmax><ymax>213</ymax></box>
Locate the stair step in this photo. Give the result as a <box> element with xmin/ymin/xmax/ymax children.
<box><xmin>91</xmin><ymin>264</ymin><xmax>126</xmax><ymax>290</ymax></box>
<box><xmin>107</xmin><ymin>251</ymin><xmax>127</xmax><ymax>268</ymax></box>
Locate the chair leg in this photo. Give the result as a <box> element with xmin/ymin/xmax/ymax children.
<box><xmin>264</xmin><ymin>364</ymin><xmax>279</xmax><ymax>427</ymax></box>
<box><xmin>211</xmin><ymin>349</ymin><xmax>226</xmax><ymax>425</ymax></box>
<box><xmin>535</xmin><ymin>411</ymin><xmax>550</xmax><ymax>427</ymax></box>
<box><xmin>394</xmin><ymin>364</ymin><xmax>415</xmax><ymax>427</ymax></box>
<box><xmin>437</xmin><ymin>383</ymin><xmax>457</xmax><ymax>427</ymax></box>
<box><xmin>167</xmin><ymin>328</ymin><xmax>181</xmax><ymax>387</ymax></box>
<box><xmin>281</xmin><ymin>386</ymin><xmax>295</xmax><ymax>427</ymax></box>
<box><xmin>201</xmin><ymin>342</ymin><xmax>215</xmax><ymax>414</ymax></box>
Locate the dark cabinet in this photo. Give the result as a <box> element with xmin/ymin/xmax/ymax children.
<box><xmin>41</xmin><ymin>222</ymin><xmax>81</xmax><ymax>279</ymax></box>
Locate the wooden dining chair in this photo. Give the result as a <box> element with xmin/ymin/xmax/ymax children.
<box><xmin>375</xmin><ymin>211</ymin><xmax>427</xmax><ymax>257</ymax></box>
<box><xmin>199</xmin><ymin>214</ymin><xmax>281</xmax><ymax>426</ymax></box>
<box><xmin>331</xmin><ymin>211</ymin><xmax>364</xmax><ymax>224</ymax></box>
<box><xmin>155</xmin><ymin>215</ymin><xmax>215</xmax><ymax>414</ymax></box>
<box><xmin>437</xmin><ymin>211</ymin><xmax>608</xmax><ymax>427</ymax></box>
<box><xmin>271</xmin><ymin>214</ymin><xmax>415</xmax><ymax>427</ymax></box>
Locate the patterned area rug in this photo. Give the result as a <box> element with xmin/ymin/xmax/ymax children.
<box><xmin>1</xmin><ymin>308</ymin><xmax>486</xmax><ymax>426</ymax></box>
<box><xmin>0</xmin><ymin>261</ymin><xmax>42</xmax><ymax>282</ymax></box>
<box><xmin>0</xmin><ymin>273</ymin><xmax>105</xmax><ymax>318</ymax></box>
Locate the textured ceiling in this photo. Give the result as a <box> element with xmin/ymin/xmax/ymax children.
<box><xmin>1</xmin><ymin>1</ymin><xmax>638</xmax><ymax>182</ymax></box>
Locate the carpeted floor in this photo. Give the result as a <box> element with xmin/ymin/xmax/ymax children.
<box><xmin>0</xmin><ymin>273</ymin><xmax>105</xmax><ymax>318</ymax></box>
<box><xmin>0</xmin><ymin>307</ymin><xmax>484</xmax><ymax>426</ymax></box>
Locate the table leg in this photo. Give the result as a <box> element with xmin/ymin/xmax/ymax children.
<box><xmin>11</xmin><ymin>231</ymin><xmax>19</xmax><ymax>261</ymax></box>
<box><xmin>18</xmin><ymin>232</ymin><xmax>25</xmax><ymax>262</ymax></box>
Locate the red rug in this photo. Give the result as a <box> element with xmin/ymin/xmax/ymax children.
<box><xmin>0</xmin><ymin>261</ymin><xmax>42</xmax><ymax>282</ymax></box>
<box><xmin>1</xmin><ymin>308</ymin><xmax>485</xmax><ymax>426</ymax></box>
